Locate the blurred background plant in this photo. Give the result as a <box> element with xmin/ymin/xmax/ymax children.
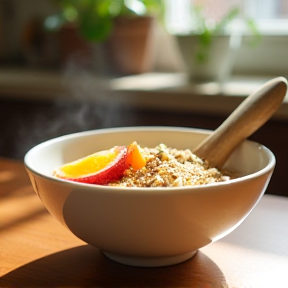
<box><xmin>174</xmin><ymin>2</ymin><xmax>262</xmax><ymax>82</ymax></box>
<box><xmin>44</xmin><ymin>0</ymin><xmax>165</xmax><ymax>42</ymax></box>
<box><xmin>190</xmin><ymin>4</ymin><xmax>261</xmax><ymax>64</ymax></box>
<box><xmin>41</xmin><ymin>0</ymin><xmax>165</xmax><ymax>74</ymax></box>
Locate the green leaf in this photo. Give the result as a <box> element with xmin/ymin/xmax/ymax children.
<box><xmin>214</xmin><ymin>7</ymin><xmax>239</xmax><ymax>35</ymax></box>
<box><xmin>245</xmin><ymin>18</ymin><xmax>262</xmax><ymax>47</ymax></box>
<box><xmin>79</xmin><ymin>14</ymin><xmax>113</xmax><ymax>42</ymax></box>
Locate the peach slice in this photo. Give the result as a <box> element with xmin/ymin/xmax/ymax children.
<box><xmin>126</xmin><ymin>141</ymin><xmax>147</xmax><ymax>170</ymax></box>
<box><xmin>53</xmin><ymin>146</ymin><xmax>128</xmax><ymax>184</ymax></box>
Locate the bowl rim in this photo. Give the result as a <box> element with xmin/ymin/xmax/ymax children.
<box><xmin>24</xmin><ymin>126</ymin><xmax>276</xmax><ymax>193</ymax></box>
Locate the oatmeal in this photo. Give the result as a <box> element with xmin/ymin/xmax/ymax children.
<box><xmin>110</xmin><ymin>143</ymin><xmax>233</xmax><ymax>187</ymax></box>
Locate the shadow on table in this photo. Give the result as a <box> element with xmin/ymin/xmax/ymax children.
<box><xmin>0</xmin><ymin>245</ymin><xmax>226</xmax><ymax>287</ymax></box>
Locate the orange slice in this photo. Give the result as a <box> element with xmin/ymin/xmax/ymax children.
<box><xmin>53</xmin><ymin>146</ymin><xmax>128</xmax><ymax>184</ymax></box>
<box><xmin>126</xmin><ymin>141</ymin><xmax>147</xmax><ymax>170</ymax></box>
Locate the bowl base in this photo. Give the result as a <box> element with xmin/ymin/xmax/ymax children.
<box><xmin>102</xmin><ymin>250</ymin><xmax>197</xmax><ymax>267</ymax></box>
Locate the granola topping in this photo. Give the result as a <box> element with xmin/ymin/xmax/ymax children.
<box><xmin>110</xmin><ymin>144</ymin><xmax>234</xmax><ymax>187</ymax></box>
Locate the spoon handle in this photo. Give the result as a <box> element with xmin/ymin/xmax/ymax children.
<box><xmin>193</xmin><ymin>77</ymin><xmax>288</xmax><ymax>169</ymax></box>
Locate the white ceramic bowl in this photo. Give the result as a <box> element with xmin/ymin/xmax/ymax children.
<box><xmin>24</xmin><ymin>126</ymin><xmax>275</xmax><ymax>267</ymax></box>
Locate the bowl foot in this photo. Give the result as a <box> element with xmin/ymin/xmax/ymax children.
<box><xmin>102</xmin><ymin>250</ymin><xmax>197</xmax><ymax>267</ymax></box>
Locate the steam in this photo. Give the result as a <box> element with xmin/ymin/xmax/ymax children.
<box><xmin>60</xmin><ymin>51</ymin><xmax>125</xmax><ymax>129</ymax></box>
<box><xmin>11</xmin><ymin>46</ymin><xmax>130</xmax><ymax>160</ymax></box>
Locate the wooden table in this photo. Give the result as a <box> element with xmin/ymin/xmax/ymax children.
<box><xmin>1</xmin><ymin>158</ymin><xmax>288</xmax><ymax>287</ymax></box>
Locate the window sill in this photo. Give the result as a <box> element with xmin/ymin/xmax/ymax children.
<box><xmin>0</xmin><ymin>68</ymin><xmax>287</xmax><ymax>120</ymax></box>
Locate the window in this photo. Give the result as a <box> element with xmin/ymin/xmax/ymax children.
<box><xmin>164</xmin><ymin>0</ymin><xmax>288</xmax><ymax>77</ymax></box>
<box><xmin>165</xmin><ymin>0</ymin><xmax>288</xmax><ymax>35</ymax></box>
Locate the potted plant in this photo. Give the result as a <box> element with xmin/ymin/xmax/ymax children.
<box><xmin>46</xmin><ymin>0</ymin><xmax>164</xmax><ymax>75</ymax></box>
<box><xmin>176</xmin><ymin>5</ymin><xmax>260</xmax><ymax>82</ymax></box>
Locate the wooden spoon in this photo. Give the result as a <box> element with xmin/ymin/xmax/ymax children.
<box><xmin>193</xmin><ymin>76</ymin><xmax>288</xmax><ymax>169</ymax></box>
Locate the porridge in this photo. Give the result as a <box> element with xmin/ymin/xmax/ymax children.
<box><xmin>53</xmin><ymin>142</ymin><xmax>235</xmax><ymax>187</ymax></box>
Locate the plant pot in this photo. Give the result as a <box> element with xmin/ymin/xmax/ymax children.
<box><xmin>176</xmin><ymin>34</ymin><xmax>242</xmax><ymax>82</ymax></box>
<box><xmin>105</xmin><ymin>16</ymin><xmax>157</xmax><ymax>75</ymax></box>
<box><xmin>57</xmin><ymin>17</ymin><xmax>157</xmax><ymax>76</ymax></box>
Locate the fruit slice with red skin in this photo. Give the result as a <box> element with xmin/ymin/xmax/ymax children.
<box><xmin>53</xmin><ymin>146</ymin><xmax>128</xmax><ymax>184</ymax></box>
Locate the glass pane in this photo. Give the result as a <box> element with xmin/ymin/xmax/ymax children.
<box><xmin>165</xmin><ymin>0</ymin><xmax>288</xmax><ymax>34</ymax></box>
<box><xmin>244</xmin><ymin>0</ymin><xmax>288</xmax><ymax>19</ymax></box>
